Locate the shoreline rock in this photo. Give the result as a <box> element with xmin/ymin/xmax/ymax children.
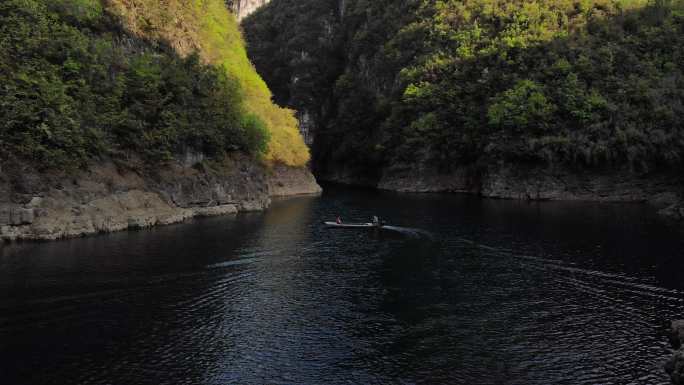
<box><xmin>377</xmin><ymin>166</ymin><xmax>681</xmax><ymax>199</ymax></box>
<box><xmin>371</xmin><ymin>165</ymin><xmax>683</xmax><ymax>217</ymax></box>
<box><xmin>0</xmin><ymin>156</ymin><xmax>321</xmax><ymax>242</ymax></box>
<box><xmin>267</xmin><ymin>164</ymin><xmax>323</xmax><ymax>197</ymax></box>
<box><xmin>666</xmin><ymin>320</ymin><xmax>684</xmax><ymax>384</ymax></box>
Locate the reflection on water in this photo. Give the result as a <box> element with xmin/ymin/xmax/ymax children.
<box><xmin>1</xmin><ymin>187</ymin><xmax>683</xmax><ymax>384</ymax></box>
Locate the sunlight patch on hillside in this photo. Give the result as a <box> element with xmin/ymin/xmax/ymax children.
<box><xmin>104</xmin><ymin>0</ymin><xmax>309</xmax><ymax>166</ymax></box>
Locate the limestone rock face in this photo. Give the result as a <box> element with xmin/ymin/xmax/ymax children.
<box><xmin>230</xmin><ymin>0</ymin><xmax>270</xmax><ymax>20</ymax></box>
<box><xmin>375</xmin><ymin>165</ymin><xmax>683</xmax><ymax>218</ymax></box>
<box><xmin>0</xmin><ymin>155</ymin><xmax>320</xmax><ymax>242</ymax></box>
<box><xmin>667</xmin><ymin>320</ymin><xmax>684</xmax><ymax>385</ymax></box>
<box><xmin>672</xmin><ymin>320</ymin><xmax>684</xmax><ymax>349</ymax></box>
<box><xmin>268</xmin><ymin>164</ymin><xmax>323</xmax><ymax>197</ymax></box>
<box><xmin>669</xmin><ymin>350</ymin><xmax>684</xmax><ymax>385</ymax></box>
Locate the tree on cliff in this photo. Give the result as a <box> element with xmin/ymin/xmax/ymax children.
<box><xmin>0</xmin><ymin>0</ymin><xmax>308</xmax><ymax>169</ymax></box>
<box><xmin>243</xmin><ymin>0</ymin><xmax>684</xmax><ymax>178</ymax></box>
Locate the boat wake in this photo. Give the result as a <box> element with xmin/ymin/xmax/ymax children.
<box><xmin>381</xmin><ymin>225</ymin><xmax>434</xmax><ymax>239</ymax></box>
<box><xmin>456</xmin><ymin>236</ymin><xmax>684</xmax><ymax>315</ymax></box>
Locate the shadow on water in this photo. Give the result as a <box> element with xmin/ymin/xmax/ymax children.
<box><xmin>1</xmin><ymin>186</ymin><xmax>683</xmax><ymax>384</ymax></box>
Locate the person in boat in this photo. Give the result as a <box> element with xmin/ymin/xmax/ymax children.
<box><xmin>372</xmin><ymin>215</ymin><xmax>380</xmax><ymax>227</ymax></box>
<box><xmin>336</xmin><ymin>216</ymin><xmax>342</xmax><ymax>224</ymax></box>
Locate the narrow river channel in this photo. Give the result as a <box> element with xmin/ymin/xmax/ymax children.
<box><xmin>1</xmin><ymin>185</ymin><xmax>683</xmax><ymax>384</ymax></box>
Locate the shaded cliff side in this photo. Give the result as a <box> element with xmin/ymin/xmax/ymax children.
<box><xmin>243</xmin><ymin>0</ymin><xmax>684</xmax><ymax>214</ymax></box>
<box><xmin>378</xmin><ymin>165</ymin><xmax>682</xmax><ymax>217</ymax></box>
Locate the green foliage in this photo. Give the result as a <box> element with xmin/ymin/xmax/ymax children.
<box><xmin>106</xmin><ymin>0</ymin><xmax>310</xmax><ymax>166</ymax></box>
<box><xmin>240</xmin><ymin>114</ymin><xmax>271</xmax><ymax>156</ymax></box>
<box><xmin>48</xmin><ymin>0</ymin><xmax>104</xmax><ymax>24</ymax></box>
<box><xmin>488</xmin><ymin>80</ymin><xmax>555</xmax><ymax>132</ymax></box>
<box><xmin>0</xmin><ymin>0</ymin><xmax>270</xmax><ymax>169</ymax></box>
<box><xmin>244</xmin><ymin>0</ymin><xmax>684</xmax><ymax>174</ymax></box>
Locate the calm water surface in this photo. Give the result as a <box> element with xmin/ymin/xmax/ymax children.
<box><xmin>1</xmin><ymin>186</ymin><xmax>683</xmax><ymax>384</ymax></box>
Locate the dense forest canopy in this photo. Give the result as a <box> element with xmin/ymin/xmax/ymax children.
<box><xmin>243</xmin><ymin>0</ymin><xmax>684</xmax><ymax>178</ymax></box>
<box><xmin>0</xmin><ymin>0</ymin><xmax>310</xmax><ymax>169</ymax></box>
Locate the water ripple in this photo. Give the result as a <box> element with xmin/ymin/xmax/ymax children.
<box><xmin>1</xmin><ymin>193</ymin><xmax>683</xmax><ymax>384</ymax></box>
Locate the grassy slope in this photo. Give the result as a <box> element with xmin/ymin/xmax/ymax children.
<box><xmin>105</xmin><ymin>0</ymin><xmax>309</xmax><ymax>166</ymax></box>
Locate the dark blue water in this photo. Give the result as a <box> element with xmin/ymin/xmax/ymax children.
<box><xmin>1</xmin><ymin>186</ymin><xmax>683</xmax><ymax>384</ymax></box>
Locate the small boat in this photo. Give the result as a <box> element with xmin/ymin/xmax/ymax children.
<box><xmin>323</xmin><ymin>221</ymin><xmax>382</xmax><ymax>229</ymax></box>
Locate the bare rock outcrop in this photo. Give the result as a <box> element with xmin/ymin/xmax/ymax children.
<box><xmin>376</xmin><ymin>165</ymin><xmax>683</xmax><ymax>217</ymax></box>
<box><xmin>479</xmin><ymin>166</ymin><xmax>681</xmax><ymax>203</ymax></box>
<box><xmin>666</xmin><ymin>320</ymin><xmax>684</xmax><ymax>384</ymax></box>
<box><xmin>0</xmin><ymin>155</ymin><xmax>320</xmax><ymax>242</ymax></box>
<box><xmin>229</xmin><ymin>0</ymin><xmax>270</xmax><ymax>20</ymax></box>
<box><xmin>378</xmin><ymin>167</ymin><xmax>477</xmax><ymax>193</ymax></box>
<box><xmin>268</xmin><ymin>164</ymin><xmax>322</xmax><ymax>197</ymax></box>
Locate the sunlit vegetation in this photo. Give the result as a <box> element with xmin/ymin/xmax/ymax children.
<box><xmin>106</xmin><ymin>0</ymin><xmax>310</xmax><ymax>166</ymax></box>
<box><xmin>244</xmin><ymin>0</ymin><xmax>684</xmax><ymax>175</ymax></box>
<box><xmin>0</xmin><ymin>0</ymin><xmax>308</xmax><ymax>169</ymax></box>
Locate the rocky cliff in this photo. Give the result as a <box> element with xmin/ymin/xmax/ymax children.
<box><xmin>666</xmin><ymin>320</ymin><xmax>684</xmax><ymax>384</ymax></box>
<box><xmin>376</xmin><ymin>165</ymin><xmax>683</xmax><ymax>215</ymax></box>
<box><xmin>242</xmin><ymin>0</ymin><xmax>684</xmax><ymax>218</ymax></box>
<box><xmin>0</xmin><ymin>156</ymin><xmax>320</xmax><ymax>242</ymax></box>
<box><xmin>0</xmin><ymin>0</ymin><xmax>323</xmax><ymax>244</ymax></box>
<box><xmin>229</xmin><ymin>0</ymin><xmax>270</xmax><ymax>20</ymax></box>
